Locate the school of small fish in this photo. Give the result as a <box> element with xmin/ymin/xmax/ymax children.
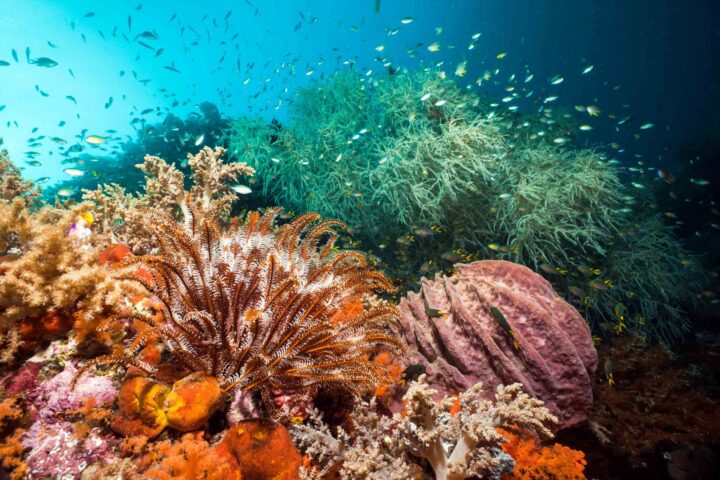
<box><xmin>0</xmin><ymin>1</ymin><xmax>715</xmax><ymax>312</ymax></box>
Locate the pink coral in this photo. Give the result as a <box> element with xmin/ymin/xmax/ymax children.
<box><xmin>27</xmin><ymin>363</ymin><xmax>116</xmax><ymax>421</ymax></box>
<box><xmin>22</xmin><ymin>420</ymin><xmax>119</xmax><ymax>477</ymax></box>
<box><xmin>397</xmin><ymin>260</ymin><xmax>597</xmax><ymax>429</ymax></box>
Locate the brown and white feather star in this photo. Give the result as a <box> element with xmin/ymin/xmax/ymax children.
<box><xmin>78</xmin><ymin>204</ymin><xmax>401</xmax><ymax>399</ymax></box>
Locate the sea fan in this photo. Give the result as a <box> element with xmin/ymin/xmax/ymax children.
<box><xmin>79</xmin><ymin>203</ymin><xmax>400</xmax><ymax>398</ymax></box>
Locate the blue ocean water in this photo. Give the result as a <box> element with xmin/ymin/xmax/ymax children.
<box><xmin>1</xmin><ymin>0</ymin><xmax>717</xmax><ymax>184</ymax></box>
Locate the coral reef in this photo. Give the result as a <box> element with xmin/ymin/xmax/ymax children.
<box><xmin>293</xmin><ymin>375</ymin><xmax>557</xmax><ymax>480</ymax></box>
<box><xmin>226</xmin><ymin>71</ymin><xmax>503</xmax><ymax>248</ymax></box>
<box><xmin>590</xmin><ymin>335</ymin><xmax>720</xmax><ymax>468</ymax></box>
<box><xmin>82</xmin><ymin>146</ymin><xmax>255</xmax><ymax>253</ymax></box>
<box><xmin>583</xmin><ymin>215</ymin><xmax>705</xmax><ymax>344</ymax></box>
<box><xmin>0</xmin><ymin>200</ymin><xmax>141</xmax><ymax>363</ymax></box>
<box><xmin>10</xmin><ymin>357</ymin><xmax>122</xmax><ymax>478</ymax></box>
<box><xmin>129</xmin><ymin>432</ymin><xmax>236</xmax><ymax>480</ymax></box>
<box><xmin>0</xmin><ymin>148</ymin><xmax>41</xmax><ymax>206</ymax></box>
<box><xmin>397</xmin><ymin>260</ymin><xmax>597</xmax><ymax>429</ymax></box>
<box><xmin>226</xmin><ymin>71</ymin><xmax>704</xmax><ymax>344</ymax></box>
<box><xmin>43</xmin><ymin>102</ymin><xmax>231</xmax><ymax>201</ymax></box>
<box><xmin>76</xmin><ymin>199</ymin><xmax>401</xmax><ymax>421</ymax></box>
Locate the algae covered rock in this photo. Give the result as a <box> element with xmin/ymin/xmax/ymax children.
<box><xmin>398</xmin><ymin>260</ymin><xmax>597</xmax><ymax>429</ymax></box>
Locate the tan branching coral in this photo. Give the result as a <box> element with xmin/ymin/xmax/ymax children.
<box><xmin>83</xmin><ymin>146</ymin><xmax>255</xmax><ymax>254</ymax></box>
<box><xmin>0</xmin><ymin>201</ymin><xmax>142</xmax><ymax>363</ymax></box>
<box><xmin>293</xmin><ymin>375</ymin><xmax>557</xmax><ymax>480</ymax></box>
<box><xmin>185</xmin><ymin>146</ymin><xmax>255</xmax><ymax>215</ymax></box>
<box><xmin>295</xmin><ymin>399</ymin><xmax>413</xmax><ymax>480</ymax></box>
<box><xmin>76</xmin><ymin>204</ymin><xmax>401</xmax><ymax>408</ymax></box>
<box><xmin>0</xmin><ymin>199</ymin><xmax>35</xmax><ymax>257</ymax></box>
<box><xmin>0</xmin><ymin>149</ymin><xmax>41</xmax><ymax>205</ymax></box>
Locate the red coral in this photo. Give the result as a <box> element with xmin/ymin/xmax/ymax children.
<box><xmin>98</xmin><ymin>244</ymin><xmax>132</xmax><ymax>266</ymax></box>
<box><xmin>499</xmin><ymin>428</ymin><xmax>587</xmax><ymax>480</ymax></box>
<box><xmin>19</xmin><ymin>310</ymin><xmax>73</xmax><ymax>344</ymax></box>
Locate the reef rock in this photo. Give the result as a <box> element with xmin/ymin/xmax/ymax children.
<box><xmin>397</xmin><ymin>260</ymin><xmax>597</xmax><ymax>429</ymax></box>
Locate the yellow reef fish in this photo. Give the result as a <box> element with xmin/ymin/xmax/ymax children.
<box><xmin>79</xmin><ymin>212</ymin><xmax>94</xmax><ymax>224</ymax></box>
<box><xmin>425</xmin><ymin>307</ymin><xmax>447</xmax><ymax>319</ymax></box>
<box><xmin>490</xmin><ymin>306</ymin><xmax>521</xmax><ymax>351</ymax></box>
<box><xmin>604</xmin><ymin>358</ymin><xmax>615</xmax><ymax>386</ymax></box>
<box><xmin>85</xmin><ymin>135</ymin><xmax>107</xmax><ymax>144</ymax></box>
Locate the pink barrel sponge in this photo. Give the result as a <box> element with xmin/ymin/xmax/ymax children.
<box><xmin>398</xmin><ymin>260</ymin><xmax>597</xmax><ymax>430</ymax></box>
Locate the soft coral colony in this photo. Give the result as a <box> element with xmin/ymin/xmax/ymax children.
<box><xmin>0</xmin><ymin>145</ymin><xmax>587</xmax><ymax>479</ymax></box>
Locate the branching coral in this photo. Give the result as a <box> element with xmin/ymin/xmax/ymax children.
<box><xmin>589</xmin><ymin>215</ymin><xmax>704</xmax><ymax>343</ymax></box>
<box><xmin>0</xmin><ymin>201</ymin><xmax>142</xmax><ymax>362</ymax></box>
<box><xmin>83</xmin><ymin>146</ymin><xmax>255</xmax><ymax>253</ymax></box>
<box><xmin>227</xmin><ymin>71</ymin><xmax>503</xmax><ymax>244</ymax></box>
<box><xmin>77</xmin><ymin>203</ymin><xmax>401</xmax><ymax>409</ymax></box>
<box><xmin>0</xmin><ymin>148</ymin><xmax>41</xmax><ymax>206</ymax></box>
<box><xmin>226</xmin><ymin>71</ymin><xmax>704</xmax><ymax>343</ymax></box>
<box><xmin>489</xmin><ymin>146</ymin><xmax>624</xmax><ymax>267</ymax></box>
<box><xmin>294</xmin><ymin>399</ymin><xmax>416</xmax><ymax>480</ymax></box>
<box><xmin>293</xmin><ymin>375</ymin><xmax>557</xmax><ymax>480</ymax></box>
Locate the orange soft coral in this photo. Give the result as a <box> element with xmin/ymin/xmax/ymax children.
<box><xmin>499</xmin><ymin>428</ymin><xmax>587</xmax><ymax>480</ymax></box>
<box><xmin>98</xmin><ymin>244</ymin><xmax>133</xmax><ymax>266</ymax></box>
<box><xmin>0</xmin><ymin>396</ymin><xmax>26</xmax><ymax>479</ymax></box>
<box><xmin>0</xmin><ymin>428</ymin><xmax>27</xmax><ymax>480</ymax></box>
<box><xmin>329</xmin><ymin>296</ymin><xmax>364</xmax><ymax>326</ymax></box>
<box><xmin>18</xmin><ymin>310</ymin><xmax>73</xmax><ymax>344</ymax></box>
<box><xmin>372</xmin><ymin>351</ymin><xmax>403</xmax><ymax>399</ymax></box>
<box><xmin>67</xmin><ymin>396</ymin><xmax>114</xmax><ymax>439</ymax></box>
<box><xmin>217</xmin><ymin>421</ymin><xmax>301</xmax><ymax>480</ymax></box>
<box><xmin>134</xmin><ymin>432</ymin><xmax>238</xmax><ymax>480</ymax></box>
<box><xmin>0</xmin><ymin>396</ymin><xmax>23</xmax><ymax>432</ymax></box>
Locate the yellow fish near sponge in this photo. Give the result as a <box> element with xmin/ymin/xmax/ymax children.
<box><xmin>490</xmin><ymin>306</ymin><xmax>522</xmax><ymax>351</ymax></box>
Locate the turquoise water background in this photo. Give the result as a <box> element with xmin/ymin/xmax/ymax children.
<box><xmin>0</xmin><ymin>0</ymin><xmax>717</xmax><ymax>184</ymax></box>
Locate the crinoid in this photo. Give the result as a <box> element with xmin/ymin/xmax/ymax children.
<box><xmin>77</xmin><ymin>204</ymin><xmax>401</xmax><ymax>400</ymax></box>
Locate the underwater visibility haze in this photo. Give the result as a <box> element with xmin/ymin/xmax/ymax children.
<box><xmin>0</xmin><ymin>1</ymin><xmax>719</xmax><ymax>479</ymax></box>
